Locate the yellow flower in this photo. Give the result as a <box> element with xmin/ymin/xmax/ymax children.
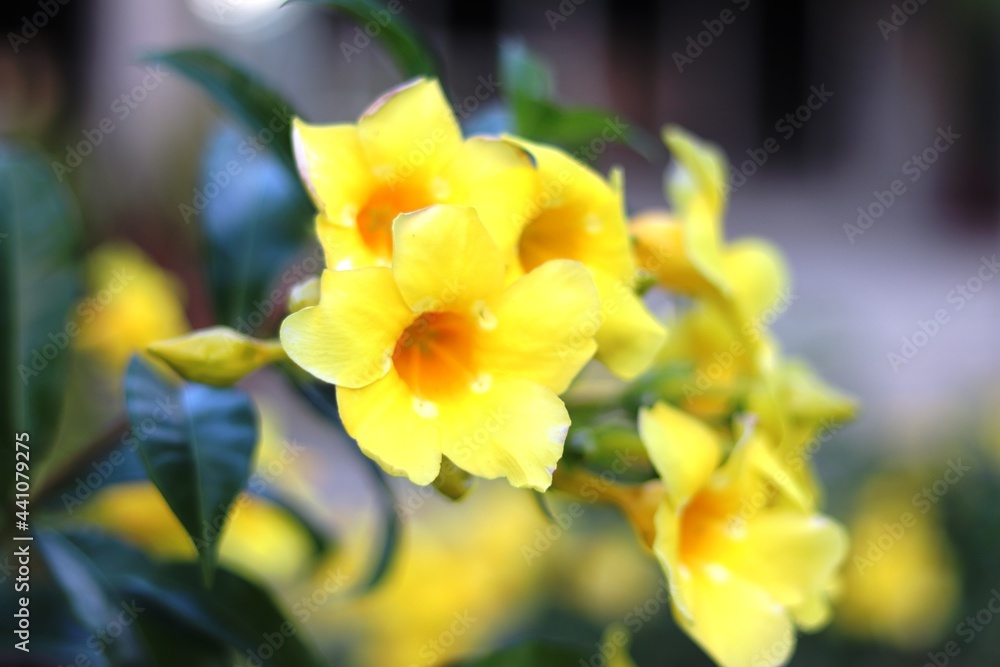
<box><xmin>280</xmin><ymin>205</ymin><xmax>601</xmax><ymax>490</ymax></box>
<box><xmin>506</xmin><ymin>137</ymin><xmax>666</xmax><ymax>380</ymax></box>
<box><xmin>292</xmin><ymin>78</ymin><xmax>537</xmax><ymax>269</ymax></box>
<box><xmin>632</xmin><ymin>127</ymin><xmax>789</xmax><ymax>335</ymax></box>
<box><xmin>835</xmin><ymin>472</ymin><xmax>960</xmax><ymax>650</ymax></box>
<box><xmin>640</xmin><ymin>402</ymin><xmax>847</xmax><ymax>667</ymax></box>
<box><xmin>75</xmin><ymin>243</ymin><xmax>189</xmax><ymax>374</ymax></box>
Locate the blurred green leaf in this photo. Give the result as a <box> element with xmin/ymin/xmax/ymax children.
<box><xmin>499</xmin><ymin>40</ymin><xmax>661</xmax><ymax>162</ymax></box>
<box><xmin>134</xmin><ymin>611</ymin><xmax>234</xmax><ymax>667</ymax></box>
<box><xmin>293</xmin><ymin>0</ymin><xmax>441</xmax><ymax>79</ymax></box>
<box><xmin>124</xmin><ymin>356</ymin><xmax>258</xmax><ymax>583</ymax></box>
<box><xmin>66</xmin><ymin>530</ymin><xmax>322</xmax><ymax>667</ymax></box>
<box><xmin>287</xmin><ymin>374</ymin><xmax>401</xmax><ymax>593</ymax></box>
<box><xmin>0</xmin><ymin>142</ymin><xmax>81</xmax><ymax>530</ymax></box>
<box><xmin>199</xmin><ymin>125</ymin><xmax>314</xmax><ymax>329</ymax></box>
<box><xmin>564</xmin><ymin>422</ymin><xmax>656</xmax><ymax>484</ymax></box>
<box><xmin>143</xmin><ymin>50</ymin><xmax>298</xmax><ymax>174</ymax></box>
<box><xmin>37</xmin><ymin>528</ymin><xmax>144</xmax><ymax>665</ymax></box>
<box><xmin>453</xmin><ymin>639</ymin><xmax>592</xmax><ymax>666</ymax></box>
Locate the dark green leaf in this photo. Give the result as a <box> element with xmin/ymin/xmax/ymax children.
<box><xmin>293</xmin><ymin>0</ymin><xmax>441</xmax><ymax>79</ymax></box>
<box><xmin>36</xmin><ymin>528</ymin><xmax>144</xmax><ymax>665</ymax></box>
<box><xmin>498</xmin><ymin>40</ymin><xmax>662</xmax><ymax>162</ymax></box>
<box><xmin>285</xmin><ymin>372</ymin><xmax>401</xmax><ymax>593</ymax></box>
<box><xmin>65</xmin><ymin>530</ymin><xmax>322</xmax><ymax>667</ymax></box>
<box><xmin>143</xmin><ymin>50</ymin><xmax>298</xmax><ymax>174</ymax></box>
<box><xmin>564</xmin><ymin>422</ymin><xmax>656</xmax><ymax>484</ymax></box>
<box><xmin>124</xmin><ymin>356</ymin><xmax>258</xmax><ymax>583</ymax></box>
<box><xmin>0</xmin><ymin>142</ymin><xmax>81</xmax><ymax>529</ymax></box>
<box><xmin>199</xmin><ymin>124</ymin><xmax>314</xmax><ymax>328</ymax></box>
<box><xmin>452</xmin><ymin>639</ymin><xmax>592</xmax><ymax>666</ymax></box>
<box><xmin>134</xmin><ymin>610</ymin><xmax>234</xmax><ymax>667</ymax></box>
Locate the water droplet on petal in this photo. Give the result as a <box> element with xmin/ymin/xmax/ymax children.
<box><xmin>413</xmin><ymin>398</ymin><xmax>439</xmax><ymax>419</ymax></box>
<box><xmin>474</xmin><ymin>301</ymin><xmax>497</xmax><ymax>330</ymax></box>
<box><xmin>340</xmin><ymin>204</ymin><xmax>358</xmax><ymax>226</ymax></box>
<box><xmin>431</xmin><ymin>176</ymin><xmax>451</xmax><ymax>200</ymax></box>
<box><xmin>471</xmin><ymin>374</ymin><xmax>492</xmax><ymax>394</ymax></box>
<box><xmin>585</xmin><ymin>214</ymin><xmax>603</xmax><ymax>234</ymax></box>
<box><xmin>335</xmin><ymin>258</ymin><xmax>353</xmax><ymax>270</ymax></box>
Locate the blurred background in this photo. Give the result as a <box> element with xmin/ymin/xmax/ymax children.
<box><xmin>2</xmin><ymin>0</ymin><xmax>999</xmax><ymax>665</ymax></box>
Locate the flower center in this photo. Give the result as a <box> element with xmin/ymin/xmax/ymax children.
<box><xmin>357</xmin><ymin>185</ymin><xmax>434</xmax><ymax>261</ymax></box>
<box><xmin>392</xmin><ymin>311</ymin><xmax>478</xmax><ymax>401</ymax></box>
<box><xmin>678</xmin><ymin>489</ymin><xmax>738</xmax><ymax>565</ymax></box>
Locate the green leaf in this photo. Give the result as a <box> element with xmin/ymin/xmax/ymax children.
<box><xmin>286</xmin><ymin>373</ymin><xmax>401</xmax><ymax>593</ymax></box>
<box><xmin>124</xmin><ymin>356</ymin><xmax>259</xmax><ymax>583</ymax></box>
<box><xmin>37</xmin><ymin>528</ymin><xmax>144</xmax><ymax>665</ymax></box>
<box><xmin>65</xmin><ymin>530</ymin><xmax>322</xmax><ymax>667</ymax></box>
<box><xmin>143</xmin><ymin>50</ymin><xmax>298</xmax><ymax>174</ymax></box>
<box><xmin>199</xmin><ymin>125</ymin><xmax>314</xmax><ymax>329</ymax></box>
<box><xmin>453</xmin><ymin>639</ymin><xmax>592</xmax><ymax>666</ymax></box>
<box><xmin>564</xmin><ymin>422</ymin><xmax>656</xmax><ymax>484</ymax></box>
<box><xmin>498</xmin><ymin>40</ymin><xmax>661</xmax><ymax>162</ymax></box>
<box><xmin>292</xmin><ymin>0</ymin><xmax>441</xmax><ymax>79</ymax></box>
<box><xmin>0</xmin><ymin>142</ymin><xmax>81</xmax><ymax>529</ymax></box>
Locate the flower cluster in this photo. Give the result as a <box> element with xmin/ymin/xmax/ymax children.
<box><xmin>149</xmin><ymin>78</ymin><xmax>856</xmax><ymax>667</ymax></box>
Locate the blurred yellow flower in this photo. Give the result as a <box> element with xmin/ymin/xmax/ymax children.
<box><xmin>640</xmin><ymin>402</ymin><xmax>847</xmax><ymax>667</ymax></box>
<box><xmin>836</xmin><ymin>472</ymin><xmax>960</xmax><ymax>650</ymax></box>
<box><xmin>507</xmin><ymin>137</ymin><xmax>666</xmax><ymax>380</ymax></box>
<box><xmin>632</xmin><ymin>127</ymin><xmax>789</xmax><ymax>338</ymax></box>
<box><xmin>307</xmin><ymin>483</ymin><xmax>546</xmax><ymax>667</ymax></box>
<box><xmin>293</xmin><ymin>78</ymin><xmax>537</xmax><ymax>269</ymax></box>
<box><xmin>281</xmin><ymin>205</ymin><xmax>600</xmax><ymax>490</ymax></box>
<box><xmin>80</xmin><ymin>482</ymin><xmax>314</xmax><ymax>585</ymax></box>
<box><xmin>74</xmin><ymin>243</ymin><xmax>189</xmax><ymax>374</ymax></box>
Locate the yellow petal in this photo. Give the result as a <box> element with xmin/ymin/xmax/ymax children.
<box><xmin>590</xmin><ymin>269</ymin><xmax>666</xmax><ymax>380</ymax></box>
<box><xmin>507</xmin><ymin>137</ymin><xmax>634</xmax><ymax>281</ymax></box>
<box><xmin>336</xmin><ymin>368</ymin><xmax>442</xmax><ymax>485</ymax></box>
<box><xmin>357</xmin><ymin>78</ymin><xmax>461</xmax><ymax>188</ymax></box>
<box><xmin>438</xmin><ymin>137</ymin><xmax>539</xmax><ymax>254</ymax></box>
<box><xmin>638</xmin><ymin>402</ymin><xmax>721</xmax><ymax>507</ymax></box>
<box><xmin>723</xmin><ymin>511</ymin><xmax>848</xmax><ymax>610</ymax></box>
<box><xmin>478</xmin><ymin>259</ymin><xmax>600</xmax><ymax>394</ymax></box>
<box><xmin>440</xmin><ymin>377</ymin><xmax>569</xmax><ymax>491</ymax></box>
<box><xmin>147</xmin><ymin>327</ymin><xmax>286</xmax><ymax>386</ymax></box>
<box><xmin>292</xmin><ymin>119</ymin><xmax>373</xmax><ymax>216</ymax></box>
<box><xmin>720</xmin><ymin>238</ymin><xmax>790</xmax><ymax>326</ymax></box>
<box><xmin>662</xmin><ymin>124</ymin><xmax>729</xmax><ymax>223</ymax></box>
<box><xmin>631</xmin><ymin>212</ymin><xmax>714</xmax><ymax>295</ymax></box>
<box><xmin>791</xmin><ymin>592</ymin><xmax>834</xmax><ymax>632</ymax></box>
<box><xmin>653</xmin><ymin>503</ymin><xmax>697</xmax><ymax>622</ymax></box>
<box><xmin>676</xmin><ymin>566</ymin><xmax>794</xmax><ymax>667</ymax></box>
<box><xmin>280</xmin><ymin>268</ymin><xmax>413</xmax><ymax>388</ymax></box>
<box><xmin>316</xmin><ymin>211</ymin><xmax>380</xmax><ymax>270</ymax></box>
<box><xmin>392</xmin><ymin>205</ymin><xmax>505</xmax><ymax>312</ymax></box>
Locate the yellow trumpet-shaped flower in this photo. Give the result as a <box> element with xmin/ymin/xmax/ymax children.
<box><xmin>280</xmin><ymin>205</ymin><xmax>601</xmax><ymax>490</ymax></box>
<box><xmin>293</xmin><ymin>78</ymin><xmax>537</xmax><ymax>269</ymax></box>
<box><xmin>632</xmin><ymin>127</ymin><xmax>790</xmax><ymax>335</ymax></box>
<box><xmin>75</xmin><ymin>243</ymin><xmax>189</xmax><ymax>374</ymax></box>
<box><xmin>640</xmin><ymin>402</ymin><xmax>847</xmax><ymax>667</ymax></box>
<box><xmin>505</xmin><ymin>136</ymin><xmax>666</xmax><ymax>380</ymax></box>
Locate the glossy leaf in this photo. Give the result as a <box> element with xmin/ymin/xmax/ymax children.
<box><xmin>199</xmin><ymin>124</ymin><xmax>314</xmax><ymax>329</ymax></box>
<box><xmin>143</xmin><ymin>50</ymin><xmax>298</xmax><ymax>173</ymax></box>
<box><xmin>293</xmin><ymin>0</ymin><xmax>441</xmax><ymax>79</ymax></box>
<box><xmin>0</xmin><ymin>142</ymin><xmax>81</xmax><ymax>529</ymax></box>
<box><xmin>124</xmin><ymin>356</ymin><xmax>258</xmax><ymax>582</ymax></box>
